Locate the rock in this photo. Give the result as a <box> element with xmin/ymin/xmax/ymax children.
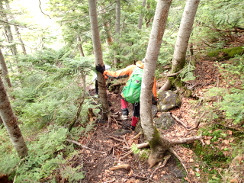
<box><xmin>158</xmin><ymin>91</ymin><xmax>181</xmax><ymax>112</ymax></box>
<box><xmin>154</xmin><ymin>112</ymin><xmax>175</xmax><ymax>130</ymax></box>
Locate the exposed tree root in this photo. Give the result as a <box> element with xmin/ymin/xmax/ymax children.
<box><xmin>169</xmin><ymin>148</ymin><xmax>189</xmax><ymax>175</ymax></box>
<box><xmin>149</xmin><ymin>154</ymin><xmax>171</xmax><ymax>179</ymax></box>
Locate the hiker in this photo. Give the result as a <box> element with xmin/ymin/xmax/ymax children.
<box><xmin>96</xmin><ymin>60</ymin><xmax>157</xmax><ymax>130</ymax></box>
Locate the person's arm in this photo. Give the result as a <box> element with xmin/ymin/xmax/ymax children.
<box><xmin>103</xmin><ymin>65</ymin><xmax>135</xmax><ymax>79</ymax></box>
<box><xmin>152</xmin><ymin>78</ymin><xmax>157</xmax><ymax>98</ymax></box>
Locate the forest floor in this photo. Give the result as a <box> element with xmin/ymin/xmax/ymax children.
<box><xmin>69</xmin><ymin>53</ymin><xmax>243</xmax><ymax>183</ymax></box>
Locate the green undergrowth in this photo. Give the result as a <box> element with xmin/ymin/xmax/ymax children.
<box><xmin>0</xmin><ymin>48</ymin><xmax>99</xmax><ymax>182</ymax></box>
<box><xmin>207</xmin><ymin>46</ymin><xmax>244</xmax><ymax>60</ymax></box>
<box><xmin>188</xmin><ymin>54</ymin><xmax>243</xmax><ymax>182</ymax></box>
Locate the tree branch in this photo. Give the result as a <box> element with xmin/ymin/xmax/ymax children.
<box><xmin>38</xmin><ymin>0</ymin><xmax>51</xmax><ymax>19</ymax></box>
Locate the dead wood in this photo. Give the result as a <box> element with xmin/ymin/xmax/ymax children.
<box><xmin>109</xmin><ymin>164</ymin><xmax>131</xmax><ymax>171</ymax></box>
<box><xmin>109</xmin><ymin>136</ymin><xmax>125</xmax><ymax>143</ymax></box>
<box><xmin>172</xmin><ymin>112</ymin><xmax>205</xmax><ymax>131</ymax></box>
<box><xmin>66</xmin><ymin>139</ymin><xmax>106</xmax><ymax>154</ymax></box>
<box><xmin>172</xmin><ymin>114</ymin><xmax>189</xmax><ymax>129</ymax></box>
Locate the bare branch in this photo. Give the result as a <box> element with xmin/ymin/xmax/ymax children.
<box><xmin>38</xmin><ymin>0</ymin><xmax>51</xmax><ymax>19</ymax></box>
<box><xmin>66</xmin><ymin>139</ymin><xmax>106</xmax><ymax>154</ymax></box>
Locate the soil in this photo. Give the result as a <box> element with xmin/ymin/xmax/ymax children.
<box><xmin>71</xmin><ymin>55</ymin><xmax>240</xmax><ymax>183</ymax></box>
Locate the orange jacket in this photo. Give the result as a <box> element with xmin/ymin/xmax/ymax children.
<box><xmin>103</xmin><ymin>61</ymin><xmax>157</xmax><ymax>98</ymax></box>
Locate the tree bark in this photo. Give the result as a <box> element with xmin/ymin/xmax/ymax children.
<box><xmin>141</xmin><ymin>0</ymin><xmax>172</xmax><ymax>142</ymax></box>
<box><xmin>88</xmin><ymin>0</ymin><xmax>109</xmax><ymax>120</ymax></box>
<box><xmin>0</xmin><ymin>76</ymin><xmax>28</xmax><ymax>158</ymax></box>
<box><xmin>160</xmin><ymin>0</ymin><xmax>200</xmax><ymax>91</ymax></box>
<box><xmin>140</xmin><ymin>0</ymin><xmax>172</xmax><ymax>166</ymax></box>
<box><xmin>0</xmin><ymin>48</ymin><xmax>12</xmax><ymax>87</ymax></box>
<box><xmin>138</xmin><ymin>0</ymin><xmax>147</xmax><ymax>29</ymax></box>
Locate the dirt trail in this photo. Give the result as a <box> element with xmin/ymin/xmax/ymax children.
<box><xmin>75</xmin><ymin>60</ymin><xmax>220</xmax><ymax>183</ymax></box>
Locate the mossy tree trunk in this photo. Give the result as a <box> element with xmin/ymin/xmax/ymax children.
<box><xmin>140</xmin><ymin>0</ymin><xmax>172</xmax><ymax>167</ymax></box>
<box><xmin>88</xmin><ymin>0</ymin><xmax>109</xmax><ymax>121</ymax></box>
<box><xmin>159</xmin><ymin>0</ymin><xmax>200</xmax><ymax>92</ymax></box>
<box><xmin>0</xmin><ymin>76</ymin><xmax>28</xmax><ymax>158</ymax></box>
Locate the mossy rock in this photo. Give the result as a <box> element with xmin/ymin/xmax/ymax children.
<box><xmin>207</xmin><ymin>46</ymin><xmax>244</xmax><ymax>60</ymax></box>
<box><xmin>158</xmin><ymin>91</ymin><xmax>181</xmax><ymax>112</ymax></box>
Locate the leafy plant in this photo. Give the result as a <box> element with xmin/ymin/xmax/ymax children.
<box><xmin>131</xmin><ymin>144</ymin><xmax>150</xmax><ymax>160</ymax></box>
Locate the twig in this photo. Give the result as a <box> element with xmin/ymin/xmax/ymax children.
<box><xmin>149</xmin><ymin>155</ymin><xmax>171</xmax><ymax>179</ymax></box>
<box><xmin>187</xmin><ymin>112</ymin><xmax>206</xmax><ymax>131</ymax></box>
<box><xmin>130</xmin><ymin>174</ymin><xmax>148</xmax><ymax>181</ymax></box>
<box><xmin>109</xmin><ymin>136</ymin><xmax>125</xmax><ymax>143</ymax></box>
<box><xmin>68</xmin><ymin>93</ymin><xmax>85</xmax><ymax>131</ymax></box>
<box><xmin>13</xmin><ymin>158</ymin><xmax>26</xmax><ymax>183</ymax></box>
<box><xmin>38</xmin><ymin>0</ymin><xmax>51</xmax><ymax>19</ymax></box>
<box><xmin>172</xmin><ymin>114</ymin><xmax>189</xmax><ymax>129</ymax></box>
<box><xmin>169</xmin><ymin>148</ymin><xmax>188</xmax><ymax>175</ymax></box>
<box><xmin>66</xmin><ymin>139</ymin><xmax>106</xmax><ymax>154</ymax></box>
<box><xmin>132</xmin><ymin>131</ymin><xmax>142</xmax><ymax>140</ymax></box>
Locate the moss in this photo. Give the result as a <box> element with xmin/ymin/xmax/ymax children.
<box><xmin>193</xmin><ymin>142</ymin><xmax>228</xmax><ymax>166</ymax></box>
<box><xmin>149</xmin><ymin>128</ymin><xmax>162</xmax><ymax>150</ymax></box>
<box><xmin>207</xmin><ymin>46</ymin><xmax>244</xmax><ymax>59</ymax></box>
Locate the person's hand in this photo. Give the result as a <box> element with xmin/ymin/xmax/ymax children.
<box><xmin>95</xmin><ymin>64</ymin><xmax>105</xmax><ymax>74</ymax></box>
<box><xmin>152</xmin><ymin>96</ymin><xmax>158</xmax><ymax>105</ymax></box>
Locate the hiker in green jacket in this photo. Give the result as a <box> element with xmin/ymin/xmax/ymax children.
<box><xmin>96</xmin><ymin>60</ymin><xmax>157</xmax><ymax>130</ymax></box>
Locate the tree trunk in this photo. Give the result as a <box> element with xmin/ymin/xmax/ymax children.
<box><xmin>5</xmin><ymin>0</ymin><xmax>27</xmax><ymax>55</ymax></box>
<box><xmin>0</xmin><ymin>48</ymin><xmax>12</xmax><ymax>87</ymax></box>
<box><xmin>0</xmin><ymin>76</ymin><xmax>28</xmax><ymax>158</ymax></box>
<box><xmin>138</xmin><ymin>0</ymin><xmax>147</xmax><ymax>29</ymax></box>
<box><xmin>88</xmin><ymin>0</ymin><xmax>109</xmax><ymax>121</ymax></box>
<box><xmin>113</xmin><ymin>0</ymin><xmax>121</xmax><ymax>66</ymax></box>
<box><xmin>103</xmin><ymin>21</ymin><xmax>113</xmax><ymax>46</ymax></box>
<box><xmin>140</xmin><ymin>0</ymin><xmax>172</xmax><ymax>166</ymax></box>
<box><xmin>0</xmin><ymin>2</ymin><xmax>18</xmax><ymax>56</ymax></box>
<box><xmin>77</xmin><ymin>36</ymin><xmax>85</xmax><ymax>57</ymax></box>
<box><xmin>160</xmin><ymin>0</ymin><xmax>200</xmax><ymax>92</ymax></box>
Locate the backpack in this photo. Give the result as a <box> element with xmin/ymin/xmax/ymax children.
<box><xmin>122</xmin><ymin>67</ymin><xmax>143</xmax><ymax>103</ymax></box>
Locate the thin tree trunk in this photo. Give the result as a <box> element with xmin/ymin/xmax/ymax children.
<box><xmin>103</xmin><ymin>21</ymin><xmax>113</xmax><ymax>46</ymax></box>
<box><xmin>13</xmin><ymin>25</ymin><xmax>27</xmax><ymax>55</ymax></box>
<box><xmin>160</xmin><ymin>0</ymin><xmax>200</xmax><ymax>91</ymax></box>
<box><xmin>88</xmin><ymin>0</ymin><xmax>109</xmax><ymax>120</ymax></box>
<box><xmin>77</xmin><ymin>36</ymin><xmax>85</xmax><ymax>57</ymax></box>
<box><xmin>5</xmin><ymin>0</ymin><xmax>27</xmax><ymax>55</ymax></box>
<box><xmin>0</xmin><ymin>48</ymin><xmax>12</xmax><ymax>87</ymax></box>
<box><xmin>140</xmin><ymin>0</ymin><xmax>172</xmax><ymax>167</ymax></box>
<box><xmin>114</xmin><ymin>0</ymin><xmax>121</xmax><ymax>66</ymax></box>
<box><xmin>141</xmin><ymin>0</ymin><xmax>172</xmax><ymax>142</ymax></box>
<box><xmin>0</xmin><ymin>2</ymin><xmax>17</xmax><ymax>56</ymax></box>
<box><xmin>138</xmin><ymin>0</ymin><xmax>147</xmax><ymax>29</ymax></box>
<box><xmin>0</xmin><ymin>76</ymin><xmax>28</xmax><ymax>158</ymax></box>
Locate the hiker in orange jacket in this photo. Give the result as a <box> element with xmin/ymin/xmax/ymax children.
<box><xmin>96</xmin><ymin>60</ymin><xmax>157</xmax><ymax>130</ymax></box>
